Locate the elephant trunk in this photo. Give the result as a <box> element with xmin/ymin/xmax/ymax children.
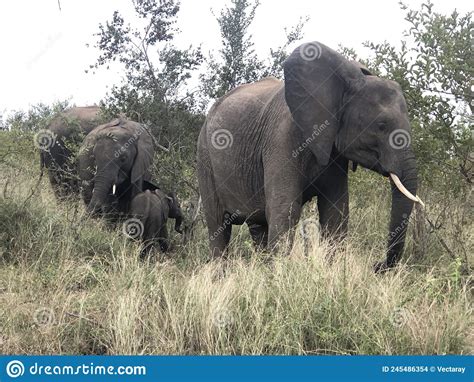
<box><xmin>383</xmin><ymin>156</ymin><xmax>418</xmax><ymax>270</ymax></box>
<box><xmin>88</xmin><ymin>165</ymin><xmax>117</xmax><ymax>214</ymax></box>
<box><xmin>174</xmin><ymin>214</ymin><xmax>184</xmax><ymax>234</ymax></box>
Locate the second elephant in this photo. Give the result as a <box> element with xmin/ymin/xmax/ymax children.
<box><xmin>78</xmin><ymin>118</ymin><xmax>154</xmax><ymax>216</ymax></box>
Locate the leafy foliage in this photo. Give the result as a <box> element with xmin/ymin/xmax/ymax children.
<box><xmin>262</xmin><ymin>17</ymin><xmax>309</xmax><ymax>79</ymax></box>
<box><xmin>200</xmin><ymin>0</ymin><xmax>307</xmax><ymax>99</ymax></box>
<box><xmin>201</xmin><ymin>0</ymin><xmax>263</xmax><ymax>99</ymax></box>
<box><xmin>89</xmin><ymin>0</ymin><xmax>204</xmax><ymax>199</ymax></box>
<box><xmin>5</xmin><ymin>102</ymin><xmax>69</xmax><ymax>133</ymax></box>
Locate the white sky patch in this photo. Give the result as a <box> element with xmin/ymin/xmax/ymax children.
<box><xmin>0</xmin><ymin>0</ymin><xmax>470</xmax><ymax>113</ymax></box>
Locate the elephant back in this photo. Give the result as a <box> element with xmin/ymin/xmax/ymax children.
<box><xmin>48</xmin><ymin>106</ymin><xmax>101</xmax><ymax>140</ymax></box>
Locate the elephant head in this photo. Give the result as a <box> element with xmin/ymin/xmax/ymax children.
<box><xmin>284</xmin><ymin>42</ymin><xmax>424</xmax><ymax>271</ymax></box>
<box><xmin>78</xmin><ymin>118</ymin><xmax>154</xmax><ymax>215</ymax></box>
<box><xmin>165</xmin><ymin>192</ymin><xmax>184</xmax><ymax>234</ymax></box>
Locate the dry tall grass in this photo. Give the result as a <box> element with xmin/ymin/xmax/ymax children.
<box><xmin>0</xmin><ymin>134</ymin><xmax>472</xmax><ymax>355</ymax></box>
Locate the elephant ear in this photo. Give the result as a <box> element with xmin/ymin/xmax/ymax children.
<box><xmin>351</xmin><ymin>60</ymin><xmax>373</xmax><ymax>76</ymax></box>
<box><xmin>126</xmin><ymin>122</ymin><xmax>154</xmax><ymax>197</ymax></box>
<box><xmin>283</xmin><ymin>42</ymin><xmax>364</xmax><ymax>167</ymax></box>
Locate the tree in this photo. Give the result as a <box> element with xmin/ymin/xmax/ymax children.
<box><xmin>201</xmin><ymin>0</ymin><xmax>307</xmax><ymax>99</ymax></box>
<box><xmin>262</xmin><ymin>16</ymin><xmax>308</xmax><ymax>79</ymax></box>
<box><xmin>201</xmin><ymin>0</ymin><xmax>262</xmax><ymax>99</ymax></box>
<box><xmin>89</xmin><ymin>0</ymin><xmax>205</xmax><ymax>199</ymax></box>
<box><xmin>89</xmin><ymin>0</ymin><xmax>202</xmax><ymax>105</ymax></box>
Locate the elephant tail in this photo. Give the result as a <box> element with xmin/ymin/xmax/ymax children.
<box><xmin>197</xmin><ymin>122</ymin><xmax>227</xmax><ymax>231</ymax></box>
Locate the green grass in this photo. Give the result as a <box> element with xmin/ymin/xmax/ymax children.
<box><xmin>0</xmin><ymin>135</ymin><xmax>472</xmax><ymax>355</ymax></box>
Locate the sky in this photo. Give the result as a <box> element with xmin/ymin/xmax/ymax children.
<box><xmin>0</xmin><ymin>0</ymin><xmax>471</xmax><ymax>116</ymax></box>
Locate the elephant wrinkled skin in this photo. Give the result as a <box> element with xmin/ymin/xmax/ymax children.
<box><xmin>197</xmin><ymin>41</ymin><xmax>422</xmax><ymax>271</ymax></box>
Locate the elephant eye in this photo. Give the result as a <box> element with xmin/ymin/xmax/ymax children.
<box><xmin>377</xmin><ymin>122</ymin><xmax>387</xmax><ymax>131</ymax></box>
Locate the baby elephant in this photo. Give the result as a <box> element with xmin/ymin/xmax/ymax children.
<box><xmin>128</xmin><ymin>189</ymin><xmax>184</xmax><ymax>256</ymax></box>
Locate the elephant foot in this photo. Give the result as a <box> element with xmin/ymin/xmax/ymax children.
<box><xmin>373</xmin><ymin>260</ymin><xmax>395</xmax><ymax>274</ymax></box>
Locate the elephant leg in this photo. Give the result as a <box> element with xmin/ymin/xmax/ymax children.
<box><xmin>137</xmin><ymin>224</ymin><xmax>151</xmax><ymax>258</ymax></box>
<box><xmin>48</xmin><ymin>169</ymin><xmax>66</xmax><ymax>200</ymax></box>
<box><xmin>263</xmin><ymin>154</ymin><xmax>303</xmax><ymax>253</ymax></box>
<box><xmin>265</xmin><ymin>188</ymin><xmax>302</xmax><ymax>253</ymax></box>
<box><xmin>140</xmin><ymin>240</ymin><xmax>154</xmax><ymax>259</ymax></box>
<box><xmin>200</xmin><ymin>188</ymin><xmax>231</xmax><ymax>257</ymax></box>
<box><xmin>197</xmin><ymin>141</ymin><xmax>232</xmax><ymax>257</ymax></box>
<box><xmin>205</xmin><ymin>215</ymin><xmax>232</xmax><ymax>258</ymax></box>
<box><xmin>266</xmin><ymin>203</ymin><xmax>301</xmax><ymax>253</ymax></box>
<box><xmin>316</xmin><ymin>159</ymin><xmax>349</xmax><ymax>242</ymax></box>
<box><xmin>136</xmin><ymin>215</ymin><xmax>154</xmax><ymax>259</ymax></box>
<box><xmin>248</xmin><ymin>223</ymin><xmax>268</xmax><ymax>249</ymax></box>
<box><xmin>158</xmin><ymin>225</ymin><xmax>170</xmax><ymax>252</ymax></box>
<box><xmin>317</xmin><ymin>191</ymin><xmax>349</xmax><ymax>242</ymax></box>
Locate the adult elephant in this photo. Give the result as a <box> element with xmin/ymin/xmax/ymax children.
<box><xmin>197</xmin><ymin>41</ymin><xmax>424</xmax><ymax>272</ymax></box>
<box><xmin>78</xmin><ymin>117</ymin><xmax>154</xmax><ymax>216</ymax></box>
<box><xmin>39</xmin><ymin>106</ymin><xmax>101</xmax><ymax>200</ymax></box>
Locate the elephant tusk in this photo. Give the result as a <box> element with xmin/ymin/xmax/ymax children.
<box><xmin>389</xmin><ymin>173</ymin><xmax>425</xmax><ymax>207</ymax></box>
<box><xmin>112</xmin><ymin>184</ymin><xmax>116</xmax><ymax>195</ymax></box>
